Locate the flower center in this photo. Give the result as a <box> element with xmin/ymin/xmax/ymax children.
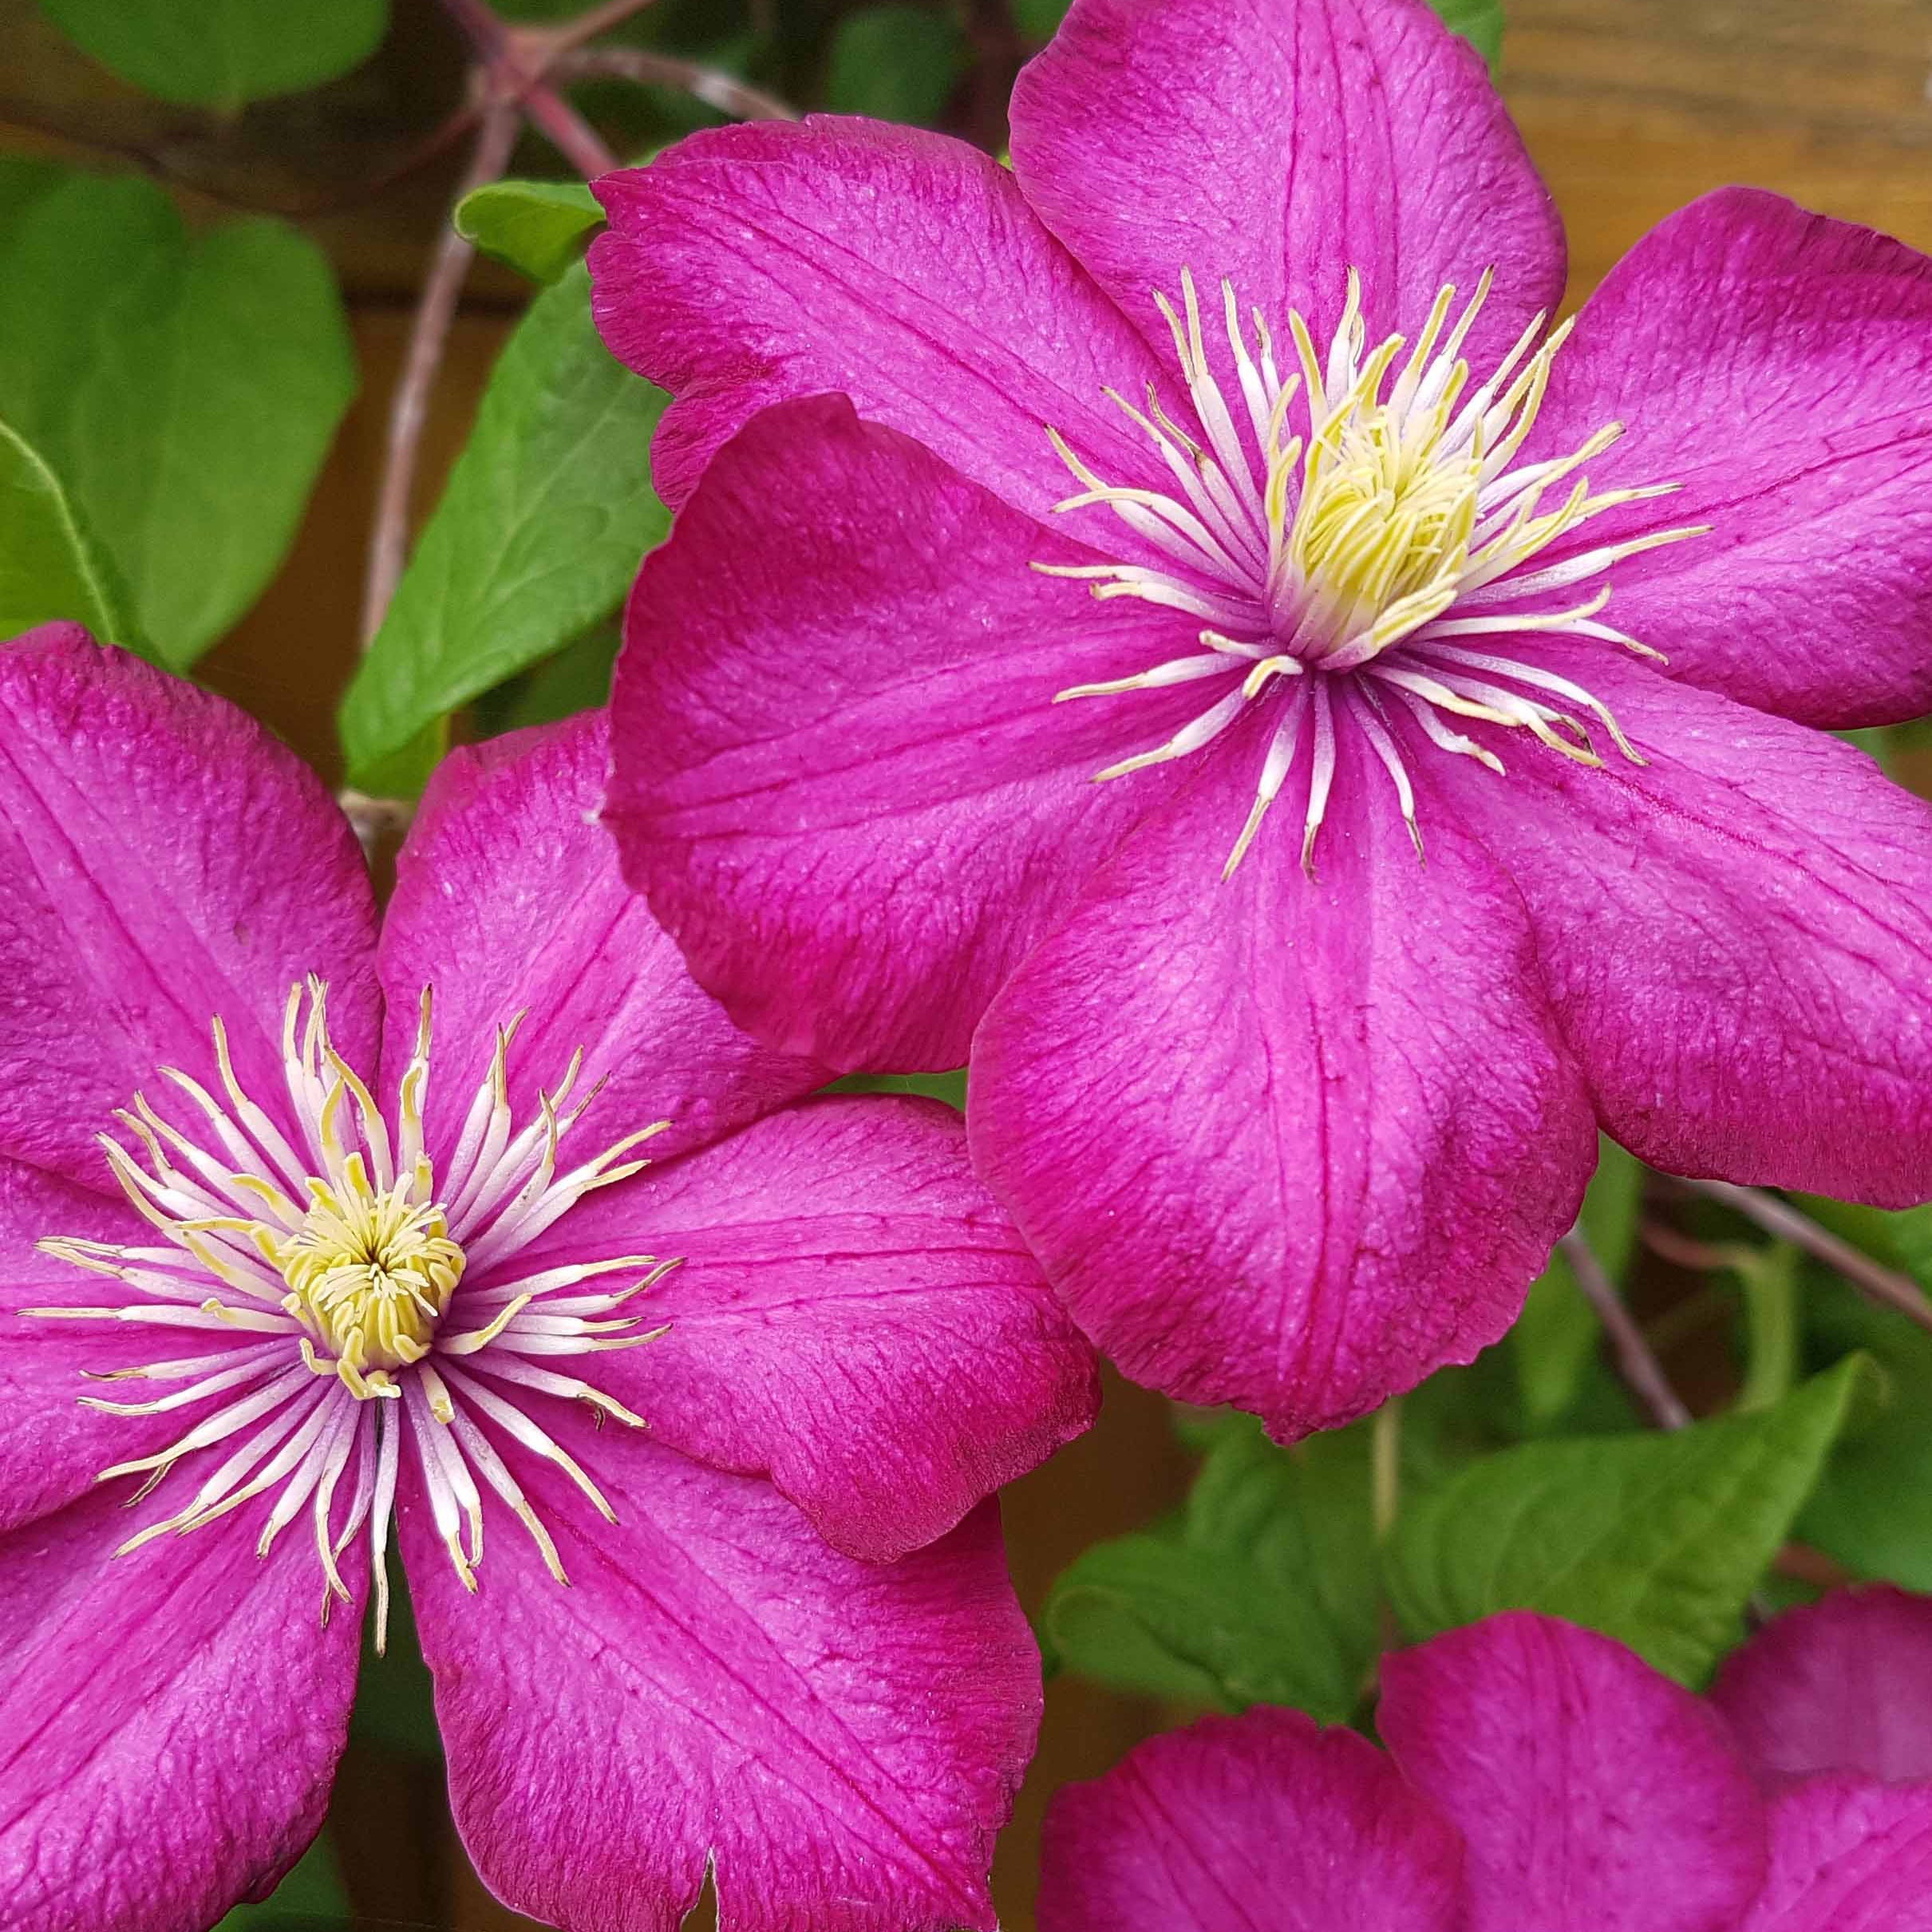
<box><xmin>29</xmin><ymin>978</ymin><xmax>677</xmax><ymax>1642</ymax></box>
<box><xmin>1041</xmin><ymin>268</ymin><xmax>1707</xmax><ymax>874</ymax></box>
<box><xmin>1278</xmin><ymin>330</ymin><xmax>1498</xmax><ymax>663</ymax></box>
<box><xmin>276</xmin><ymin>1168</ymin><xmax>464</xmax><ymax>1393</ymax></box>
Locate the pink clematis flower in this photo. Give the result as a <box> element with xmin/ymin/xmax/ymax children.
<box><xmin>1710</xmin><ymin>1583</ymin><xmax>1932</xmax><ymax>1788</ymax></box>
<box><xmin>1037</xmin><ymin>1605</ymin><xmax>1932</xmax><ymax>1932</ymax></box>
<box><xmin>0</xmin><ymin>626</ymin><xmax>1096</xmax><ymax>1932</ymax></box>
<box><xmin>591</xmin><ymin>0</ymin><xmax>1932</xmax><ymax>1438</ymax></box>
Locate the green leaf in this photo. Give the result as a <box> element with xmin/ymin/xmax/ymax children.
<box><xmin>456</xmin><ymin>179</ymin><xmax>605</xmax><ymax>286</ymax></box>
<box><xmin>824</xmin><ymin>1069</ymin><xmax>966</xmax><ymax>1111</ymax></box>
<box><xmin>1428</xmin><ymin>0</ymin><xmax>1503</xmax><ymax>68</ymax></box>
<box><xmin>473</xmin><ymin>617</ymin><xmax>622</xmax><ymax>737</ymax></box>
<box><xmin>1799</xmin><ymin>1282</ymin><xmax>1932</xmax><ymax>1590</ymax></box>
<box><xmin>212</xmin><ymin>1832</ymin><xmax>350</xmax><ymax>1927</ymax></box>
<box><xmin>824</xmin><ymin>6</ymin><xmax>966</xmax><ymax>125</ymax></box>
<box><xmin>0</xmin><ymin>160</ymin><xmax>354</xmax><ymax>666</ymax></box>
<box><xmin>339</xmin><ymin>261</ymin><xmax>668</xmax><ymax>789</ymax></box>
<box><xmin>1043</xmin><ymin>1417</ymin><xmax>1377</xmax><ymax>1720</ymax></box>
<box><xmin>1387</xmin><ymin>1360</ymin><xmax>1868</xmax><ymax>1683</ymax></box>
<box><xmin>1511</xmin><ymin>1140</ymin><xmax>1645</xmax><ymax>1428</ymax></box>
<box><xmin>0</xmin><ymin>417</ymin><xmax>149</xmax><ymax>654</ymax></box>
<box><xmin>1733</xmin><ymin>1242</ymin><xmax>1801</xmax><ymax>1413</ymax></box>
<box><xmin>40</xmin><ymin>0</ymin><xmax>388</xmax><ymax>110</ymax></box>
<box><xmin>1009</xmin><ymin>0</ymin><xmax>1071</xmax><ymax>45</ymax></box>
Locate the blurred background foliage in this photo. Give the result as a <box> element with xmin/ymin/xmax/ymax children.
<box><xmin>3</xmin><ymin>0</ymin><xmax>1932</xmax><ymax>1927</ymax></box>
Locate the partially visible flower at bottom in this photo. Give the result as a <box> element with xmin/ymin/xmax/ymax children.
<box><xmin>1038</xmin><ymin>1602</ymin><xmax>1932</xmax><ymax>1932</ymax></box>
<box><xmin>1709</xmin><ymin>1583</ymin><xmax>1932</xmax><ymax>1790</ymax></box>
<box><xmin>0</xmin><ymin>626</ymin><xmax>1097</xmax><ymax>1932</ymax></box>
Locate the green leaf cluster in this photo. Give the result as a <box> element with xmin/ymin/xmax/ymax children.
<box><xmin>1389</xmin><ymin>1357</ymin><xmax>1867</xmax><ymax>1681</ymax></box>
<box><xmin>1049</xmin><ymin>1354</ymin><xmax>1868</xmax><ymax>1719</ymax></box>
<box><xmin>1044</xmin><ymin>1416</ymin><xmax>1377</xmax><ymax>1719</ymax></box>
<box><xmin>0</xmin><ymin>159</ymin><xmax>354</xmax><ymax>667</ymax></box>
<box><xmin>41</xmin><ymin>0</ymin><xmax>388</xmax><ymax>110</ymax></box>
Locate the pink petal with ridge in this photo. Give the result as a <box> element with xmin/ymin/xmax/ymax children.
<box><xmin>1742</xmin><ymin>1776</ymin><xmax>1932</xmax><ymax>1932</ymax></box>
<box><xmin>0</xmin><ymin>1485</ymin><xmax>361</xmax><ymax>1932</ymax></box>
<box><xmin>1453</xmin><ymin>645</ymin><xmax>1932</xmax><ymax>1207</ymax></box>
<box><xmin>608</xmin><ymin>395</ymin><xmax>1210</xmax><ymax>1071</ymax></box>
<box><xmin>1380</xmin><ymin>1614</ymin><xmax>1767</xmax><ymax>1932</ymax></box>
<box><xmin>591</xmin><ymin>117</ymin><xmax>1162</xmax><ymax>519</ymax></box>
<box><xmin>1037</xmin><ymin>1705</ymin><xmax>1462</xmax><ymax>1932</ymax></box>
<box><xmin>1528</xmin><ymin>188</ymin><xmax>1932</xmax><ymax>727</ymax></box>
<box><xmin>380</xmin><ymin>711</ymin><xmax>827</xmax><ymax>1167</ymax></box>
<box><xmin>1009</xmin><ymin>0</ymin><xmax>1562</xmax><ymax>372</ymax></box>
<box><xmin>969</xmin><ymin>728</ymin><xmax>1596</xmax><ymax>1440</ymax></box>
<box><xmin>1713</xmin><ymin>1587</ymin><xmax>1932</xmax><ymax>1787</ymax></box>
<box><xmin>508</xmin><ymin>1092</ymin><xmax>1096</xmax><ymax>1561</ymax></box>
<box><xmin>0</xmin><ymin>625</ymin><xmax>377</xmax><ymax>1193</ymax></box>
<box><xmin>405</xmin><ymin>1432</ymin><xmax>1035</xmax><ymax>1932</ymax></box>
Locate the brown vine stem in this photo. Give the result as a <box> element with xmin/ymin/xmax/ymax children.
<box><xmin>516</xmin><ymin>82</ymin><xmax>618</xmax><ymax>177</ymax></box>
<box><xmin>363</xmin><ymin>0</ymin><xmax>642</xmax><ymax>657</ymax></box>
<box><xmin>358</xmin><ymin>97</ymin><xmax>521</xmax><ymax>652</ymax></box>
<box><xmin>555</xmin><ymin>46</ymin><xmax>800</xmax><ymax>121</ymax></box>
<box><xmin>544</xmin><ymin>0</ymin><xmax>666</xmax><ymax>58</ymax></box>
<box><xmin>1558</xmin><ymin>1224</ymin><xmax>1693</xmax><ymax>1430</ymax></box>
<box><xmin>438</xmin><ymin>0</ymin><xmax>618</xmax><ymax>176</ymax></box>
<box><xmin>1688</xmin><ymin>1178</ymin><xmax>1932</xmax><ymax>1338</ymax></box>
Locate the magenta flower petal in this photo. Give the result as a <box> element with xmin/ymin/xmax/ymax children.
<box><xmin>0</xmin><ymin>1158</ymin><xmax>199</xmax><ymax>1534</ymax></box>
<box><xmin>505</xmin><ymin>1093</ymin><xmax>1096</xmax><ymax>1560</ymax></box>
<box><xmin>609</xmin><ymin>395</ymin><xmax>1212</xmax><ymax>1069</ymax></box>
<box><xmin>1037</xmin><ymin>1706</ymin><xmax>1463</xmax><ymax>1932</ymax></box>
<box><xmin>590</xmin><ymin>118</ymin><xmax>1163</xmax><ymax>520</ymax></box>
<box><xmin>1712</xmin><ymin>1587</ymin><xmax>1932</xmax><ymax>1787</ymax></box>
<box><xmin>1380</xmin><ymin>1614</ymin><xmax>1768</xmax><ymax>1932</ymax></box>
<box><xmin>1451</xmin><ymin>647</ymin><xmax>1932</xmax><ymax>1205</ymax></box>
<box><xmin>969</xmin><ymin>751</ymin><xmax>1597</xmax><ymax>1437</ymax></box>
<box><xmin>1009</xmin><ymin>0</ymin><xmax>1563</xmax><ymax>364</ymax></box>
<box><xmin>381</xmin><ymin>711</ymin><xmax>825</xmax><ymax>1162</ymax></box>
<box><xmin>0</xmin><ymin>1488</ymin><xmax>361</xmax><ymax>1932</ymax></box>
<box><xmin>1530</xmin><ymin>188</ymin><xmax>1932</xmax><ymax>726</ymax></box>
<box><xmin>0</xmin><ymin>625</ymin><xmax>379</xmax><ymax>1192</ymax></box>
<box><xmin>1741</xmin><ymin>1777</ymin><xmax>1932</xmax><ymax>1932</ymax></box>
<box><xmin>405</xmin><ymin>1436</ymin><xmax>1035</xmax><ymax>1932</ymax></box>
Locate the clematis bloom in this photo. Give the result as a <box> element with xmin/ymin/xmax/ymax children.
<box><xmin>0</xmin><ymin>626</ymin><xmax>1096</xmax><ymax>1932</ymax></box>
<box><xmin>1709</xmin><ymin>1582</ymin><xmax>1932</xmax><ymax>1788</ymax></box>
<box><xmin>592</xmin><ymin>0</ymin><xmax>1932</xmax><ymax>1438</ymax></box>
<box><xmin>1038</xmin><ymin>1606</ymin><xmax>1932</xmax><ymax>1932</ymax></box>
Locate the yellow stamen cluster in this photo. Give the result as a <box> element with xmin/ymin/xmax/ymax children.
<box><xmin>1040</xmin><ymin>264</ymin><xmax>1709</xmax><ymax>875</ymax></box>
<box><xmin>276</xmin><ymin>1166</ymin><xmax>464</xmax><ymax>1397</ymax></box>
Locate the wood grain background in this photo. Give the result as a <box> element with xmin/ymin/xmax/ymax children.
<box><xmin>3</xmin><ymin>0</ymin><xmax>1930</xmax><ymax>1924</ymax></box>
